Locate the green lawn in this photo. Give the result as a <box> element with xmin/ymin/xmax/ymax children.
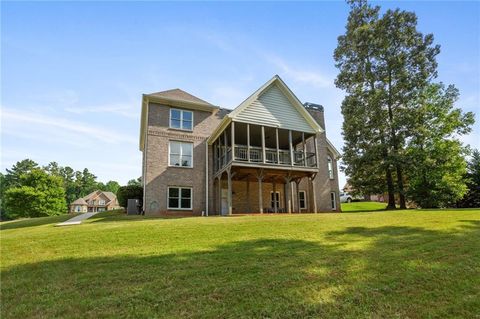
<box><xmin>1</xmin><ymin>209</ymin><xmax>479</xmax><ymax>318</ymax></box>
<box><xmin>341</xmin><ymin>201</ymin><xmax>388</xmax><ymax>212</ymax></box>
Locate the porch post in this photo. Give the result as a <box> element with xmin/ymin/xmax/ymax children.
<box><xmin>231</xmin><ymin>121</ymin><xmax>235</xmax><ymax>161</ymax></box>
<box><xmin>226</xmin><ymin>167</ymin><xmax>233</xmax><ymax>215</ymax></box>
<box><xmin>261</xmin><ymin>126</ymin><xmax>266</xmax><ymax>163</ymax></box>
<box><xmin>256</xmin><ymin>169</ymin><xmax>264</xmax><ymax>213</ymax></box>
<box><xmin>302</xmin><ymin>132</ymin><xmax>306</xmax><ymax>166</ymax></box>
<box><xmin>273</xmin><ymin>179</ymin><xmax>277</xmax><ymax>213</ymax></box>
<box><xmin>313</xmin><ymin>135</ymin><xmax>319</xmax><ymax>168</ymax></box>
<box><xmin>247</xmin><ymin>123</ymin><xmax>251</xmax><ymax>162</ymax></box>
<box><xmin>223</xmin><ymin>130</ymin><xmax>227</xmax><ymax>166</ymax></box>
<box><xmin>284</xmin><ymin>174</ymin><xmax>292</xmax><ymax>213</ymax></box>
<box><xmin>289</xmin><ymin>130</ymin><xmax>294</xmax><ymax>166</ymax></box>
<box><xmin>310</xmin><ymin>174</ymin><xmax>318</xmax><ymax>213</ymax></box>
<box><xmin>295</xmin><ymin>179</ymin><xmax>301</xmax><ymax>213</ymax></box>
<box><xmin>275</xmin><ymin>128</ymin><xmax>279</xmax><ymax>164</ymax></box>
<box><xmin>217</xmin><ymin>175</ymin><xmax>222</xmax><ymax>215</ymax></box>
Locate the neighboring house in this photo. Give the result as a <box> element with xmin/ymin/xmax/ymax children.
<box><xmin>139</xmin><ymin>75</ymin><xmax>341</xmax><ymax>216</ymax></box>
<box><xmin>69</xmin><ymin>190</ymin><xmax>121</xmax><ymax>213</ymax></box>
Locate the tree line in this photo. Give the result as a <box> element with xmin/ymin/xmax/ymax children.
<box><xmin>335</xmin><ymin>0</ymin><xmax>476</xmax><ymax>208</ymax></box>
<box><xmin>0</xmin><ymin>159</ymin><xmax>142</xmax><ymax>219</ymax></box>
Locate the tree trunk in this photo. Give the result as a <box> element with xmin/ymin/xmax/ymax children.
<box><xmin>385</xmin><ymin>166</ymin><xmax>396</xmax><ymax>209</ymax></box>
<box><xmin>396</xmin><ymin>165</ymin><xmax>407</xmax><ymax>209</ymax></box>
<box><xmin>387</xmin><ymin>69</ymin><xmax>407</xmax><ymax>209</ymax></box>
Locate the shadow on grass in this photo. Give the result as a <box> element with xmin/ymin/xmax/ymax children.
<box><xmin>0</xmin><ymin>214</ymin><xmax>78</xmax><ymax>231</ymax></box>
<box><xmin>2</xmin><ymin>220</ymin><xmax>479</xmax><ymax>318</ymax></box>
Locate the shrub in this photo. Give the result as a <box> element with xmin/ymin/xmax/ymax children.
<box><xmin>116</xmin><ymin>185</ymin><xmax>143</xmax><ymax>208</ymax></box>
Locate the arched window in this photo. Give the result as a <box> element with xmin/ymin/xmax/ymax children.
<box><xmin>327</xmin><ymin>156</ymin><xmax>334</xmax><ymax>179</ymax></box>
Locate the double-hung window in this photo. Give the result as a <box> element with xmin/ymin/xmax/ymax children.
<box><xmin>170</xmin><ymin>108</ymin><xmax>193</xmax><ymax>131</ymax></box>
<box><xmin>299</xmin><ymin>191</ymin><xmax>307</xmax><ymax>210</ymax></box>
<box><xmin>168</xmin><ymin>187</ymin><xmax>192</xmax><ymax>210</ymax></box>
<box><xmin>330</xmin><ymin>192</ymin><xmax>336</xmax><ymax>210</ymax></box>
<box><xmin>99</xmin><ymin>200</ymin><xmax>105</xmax><ymax>206</ymax></box>
<box><xmin>327</xmin><ymin>156</ymin><xmax>334</xmax><ymax>179</ymax></box>
<box><xmin>169</xmin><ymin>141</ymin><xmax>193</xmax><ymax>167</ymax></box>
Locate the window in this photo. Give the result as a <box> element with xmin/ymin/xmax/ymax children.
<box><xmin>169</xmin><ymin>141</ymin><xmax>193</xmax><ymax>167</ymax></box>
<box><xmin>299</xmin><ymin>191</ymin><xmax>307</xmax><ymax>209</ymax></box>
<box><xmin>330</xmin><ymin>192</ymin><xmax>336</xmax><ymax>210</ymax></box>
<box><xmin>99</xmin><ymin>200</ymin><xmax>105</xmax><ymax>206</ymax></box>
<box><xmin>327</xmin><ymin>156</ymin><xmax>334</xmax><ymax>179</ymax></box>
<box><xmin>170</xmin><ymin>108</ymin><xmax>193</xmax><ymax>131</ymax></box>
<box><xmin>270</xmin><ymin>191</ymin><xmax>280</xmax><ymax>208</ymax></box>
<box><xmin>168</xmin><ymin>187</ymin><xmax>192</xmax><ymax>210</ymax></box>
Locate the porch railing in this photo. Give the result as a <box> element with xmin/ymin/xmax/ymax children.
<box><xmin>216</xmin><ymin>145</ymin><xmax>317</xmax><ymax>171</ymax></box>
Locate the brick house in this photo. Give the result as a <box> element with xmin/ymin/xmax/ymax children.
<box><xmin>69</xmin><ymin>190</ymin><xmax>121</xmax><ymax>213</ymax></box>
<box><xmin>139</xmin><ymin>75</ymin><xmax>341</xmax><ymax>216</ymax></box>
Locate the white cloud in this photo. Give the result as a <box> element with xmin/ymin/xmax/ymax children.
<box><xmin>2</xmin><ymin>108</ymin><xmax>137</xmax><ymax>145</ymax></box>
<box><xmin>65</xmin><ymin>103</ymin><xmax>139</xmax><ymax>119</ymax></box>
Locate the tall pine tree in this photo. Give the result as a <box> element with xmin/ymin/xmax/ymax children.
<box><xmin>335</xmin><ymin>0</ymin><xmax>440</xmax><ymax>208</ymax></box>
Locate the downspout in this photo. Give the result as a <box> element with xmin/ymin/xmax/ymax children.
<box><xmin>142</xmin><ymin>99</ymin><xmax>149</xmax><ymax>214</ymax></box>
<box><xmin>205</xmin><ymin>141</ymin><xmax>209</xmax><ymax>216</ymax></box>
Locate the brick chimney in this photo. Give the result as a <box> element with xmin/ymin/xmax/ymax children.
<box><xmin>304</xmin><ymin>102</ymin><xmax>325</xmax><ymax>131</ymax></box>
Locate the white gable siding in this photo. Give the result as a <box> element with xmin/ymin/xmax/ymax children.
<box><xmin>233</xmin><ymin>84</ymin><xmax>315</xmax><ymax>133</ymax></box>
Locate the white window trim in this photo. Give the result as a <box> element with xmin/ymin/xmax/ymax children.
<box><xmin>330</xmin><ymin>191</ymin><xmax>337</xmax><ymax>210</ymax></box>
<box><xmin>299</xmin><ymin>190</ymin><xmax>307</xmax><ymax>210</ymax></box>
<box><xmin>99</xmin><ymin>200</ymin><xmax>106</xmax><ymax>206</ymax></box>
<box><xmin>167</xmin><ymin>186</ymin><xmax>193</xmax><ymax>210</ymax></box>
<box><xmin>270</xmin><ymin>191</ymin><xmax>281</xmax><ymax>208</ymax></box>
<box><xmin>327</xmin><ymin>156</ymin><xmax>334</xmax><ymax>179</ymax></box>
<box><xmin>168</xmin><ymin>140</ymin><xmax>194</xmax><ymax>168</ymax></box>
<box><xmin>169</xmin><ymin>108</ymin><xmax>194</xmax><ymax>131</ymax></box>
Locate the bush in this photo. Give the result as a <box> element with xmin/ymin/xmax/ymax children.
<box><xmin>116</xmin><ymin>185</ymin><xmax>143</xmax><ymax>208</ymax></box>
<box><xmin>4</xmin><ymin>169</ymin><xmax>67</xmax><ymax>218</ymax></box>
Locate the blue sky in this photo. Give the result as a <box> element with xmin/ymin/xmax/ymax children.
<box><xmin>2</xmin><ymin>1</ymin><xmax>479</xmax><ymax>186</ymax></box>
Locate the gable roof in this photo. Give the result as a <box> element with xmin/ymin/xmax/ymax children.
<box><xmin>148</xmin><ymin>89</ymin><xmax>214</xmax><ymax>106</ymax></box>
<box><xmin>71</xmin><ymin>198</ymin><xmax>87</xmax><ymax>206</ymax></box>
<box><xmin>207</xmin><ymin>75</ymin><xmax>324</xmax><ymax>144</ymax></box>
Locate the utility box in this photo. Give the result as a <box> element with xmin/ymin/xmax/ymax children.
<box><xmin>127</xmin><ymin>199</ymin><xmax>140</xmax><ymax>215</ymax></box>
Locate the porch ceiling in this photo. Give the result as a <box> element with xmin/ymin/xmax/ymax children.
<box><xmin>222</xmin><ymin>166</ymin><xmax>314</xmax><ymax>183</ymax></box>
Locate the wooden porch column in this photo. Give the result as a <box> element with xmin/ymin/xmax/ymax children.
<box><xmin>261</xmin><ymin>126</ymin><xmax>266</xmax><ymax>163</ymax></box>
<box><xmin>294</xmin><ymin>179</ymin><xmax>301</xmax><ymax>213</ymax></box>
<box><xmin>284</xmin><ymin>174</ymin><xmax>292</xmax><ymax>213</ymax></box>
<box><xmin>247</xmin><ymin>123</ymin><xmax>251</xmax><ymax>162</ymax></box>
<box><xmin>226</xmin><ymin>167</ymin><xmax>235</xmax><ymax>215</ymax></box>
<box><xmin>217</xmin><ymin>175</ymin><xmax>222</xmax><ymax>215</ymax></box>
<box><xmin>302</xmin><ymin>132</ymin><xmax>306</xmax><ymax>166</ymax></box>
<box><xmin>275</xmin><ymin>128</ymin><xmax>280</xmax><ymax>164</ymax></box>
<box><xmin>313</xmin><ymin>135</ymin><xmax>319</xmax><ymax>168</ymax></box>
<box><xmin>256</xmin><ymin>169</ymin><xmax>264</xmax><ymax>213</ymax></box>
<box><xmin>273</xmin><ymin>179</ymin><xmax>277</xmax><ymax>213</ymax></box>
<box><xmin>223</xmin><ymin>129</ymin><xmax>227</xmax><ymax>165</ymax></box>
<box><xmin>231</xmin><ymin>121</ymin><xmax>235</xmax><ymax>161</ymax></box>
<box><xmin>289</xmin><ymin>130</ymin><xmax>294</xmax><ymax>166</ymax></box>
<box><xmin>310</xmin><ymin>174</ymin><xmax>318</xmax><ymax>213</ymax></box>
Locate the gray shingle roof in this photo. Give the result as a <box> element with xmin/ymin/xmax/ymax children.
<box><xmin>148</xmin><ymin>88</ymin><xmax>213</xmax><ymax>106</ymax></box>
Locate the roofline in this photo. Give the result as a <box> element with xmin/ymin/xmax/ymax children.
<box><xmin>326</xmin><ymin>138</ymin><xmax>342</xmax><ymax>159</ymax></box>
<box><xmin>226</xmin><ymin>75</ymin><xmax>324</xmax><ymax>134</ymax></box>
<box><xmin>139</xmin><ymin>94</ymin><xmax>219</xmax><ymax>151</ymax></box>
<box><xmin>206</xmin><ymin>116</ymin><xmax>232</xmax><ymax>145</ymax></box>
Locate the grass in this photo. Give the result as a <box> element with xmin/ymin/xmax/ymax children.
<box><xmin>341</xmin><ymin>201</ymin><xmax>388</xmax><ymax>212</ymax></box>
<box><xmin>1</xmin><ymin>209</ymin><xmax>479</xmax><ymax>318</ymax></box>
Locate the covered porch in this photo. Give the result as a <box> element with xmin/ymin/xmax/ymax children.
<box><xmin>214</xmin><ymin>166</ymin><xmax>319</xmax><ymax>215</ymax></box>
<box><xmin>213</xmin><ymin>121</ymin><xmax>319</xmax><ymax>172</ymax></box>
